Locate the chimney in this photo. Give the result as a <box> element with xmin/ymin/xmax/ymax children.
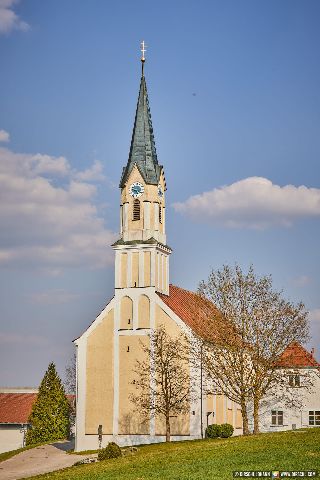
<box><xmin>311</xmin><ymin>347</ymin><xmax>315</xmax><ymax>358</ymax></box>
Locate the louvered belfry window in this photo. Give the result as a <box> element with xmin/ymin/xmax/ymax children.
<box><xmin>159</xmin><ymin>204</ymin><xmax>162</xmax><ymax>224</ymax></box>
<box><xmin>133</xmin><ymin>199</ymin><xmax>140</xmax><ymax>221</ymax></box>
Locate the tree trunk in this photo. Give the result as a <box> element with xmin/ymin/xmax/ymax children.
<box><xmin>253</xmin><ymin>395</ymin><xmax>260</xmax><ymax>434</ymax></box>
<box><xmin>240</xmin><ymin>399</ymin><xmax>250</xmax><ymax>435</ymax></box>
<box><xmin>165</xmin><ymin>414</ymin><xmax>171</xmax><ymax>442</ymax></box>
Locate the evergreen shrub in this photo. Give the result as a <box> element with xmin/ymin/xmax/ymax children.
<box><xmin>98</xmin><ymin>442</ymin><xmax>122</xmax><ymax>460</ymax></box>
<box><xmin>205</xmin><ymin>424</ymin><xmax>221</xmax><ymax>438</ymax></box>
<box><xmin>219</xmin><ymin>423</ymin><xmax>234</xmax><ymax>438</ymax></box>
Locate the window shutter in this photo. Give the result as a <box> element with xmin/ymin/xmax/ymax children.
<box><xmin>300</xmin><ymin>374</ymin><xmax>308</xmax><ymax>387</ymax></box>
<box><xmin>278</xmin><ymin>410</ymin><xmax>284</xmax><ymax>426</ymax></box>
<box><xmin>301</xmin><ymin>410</ymin><xmax>309</xmax><ymax>426</ymax></box>
<box><xmin>282</xmin><ymin>410</ymin><xmax>286</xmax><ymax>426</ymax></box>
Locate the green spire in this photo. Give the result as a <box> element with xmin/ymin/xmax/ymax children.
<box><xmin>120</xmin><ymin>63</ymin><xmax>162</xmax><ymax>188</ymax></box>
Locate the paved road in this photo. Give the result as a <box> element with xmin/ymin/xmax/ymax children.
<box><xmin>0</xmin><ymin>441</ymin><xmax>92</xmax><ymax>480</ymax></box>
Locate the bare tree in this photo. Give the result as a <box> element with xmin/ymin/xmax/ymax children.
<box><xmin>190</xmin><ymin>332</ymin><xmax>253</xmax><ymax>435</ymax></box>
<box><xmin>130</xmin><ymin>326</ymin><xmax>193</xmax><ymax>442</ymax></box>
<box><xmin>197</xmin><ymin>264</ymin><xmax>309</xmax><ymax>434</ymax></box>
<box><xmin>64</xmin><ymin>352</ymin><xmax>76</xmax><ymax>395</ymax></box>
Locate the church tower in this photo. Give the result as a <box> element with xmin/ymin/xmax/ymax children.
<box><xmin>112</xmin><ymin>47</ymin><xmax>171</xmax><ymax>296</ymax></box>
<box><xmin>75</xmin><ymin>44</ymin><xmax>242</xmax><ymax>452</ymax></box>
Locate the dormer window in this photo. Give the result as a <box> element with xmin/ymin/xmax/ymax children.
<box><xmin>289</xmin><ymin>374</ymin><xmax>300</xmax><ymax>387</ymax></box>
<box><xmin>133</xmin><ymin>199</ymin><xmax>140</xmax><ymax>221</ymax></box>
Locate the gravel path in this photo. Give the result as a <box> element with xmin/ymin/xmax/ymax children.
<box><xmin>0</xmin><ymin>441</ymin><xmax>92</xmax><ymax>480</ymax></box>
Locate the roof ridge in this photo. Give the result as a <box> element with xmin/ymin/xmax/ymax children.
<box><xmin>157</xmin><ymin>284</ymin><xmax>225</xmax><ymax>343</ymax></box>
<box><xmin>168</xmin><ymin>283</ymin><xmax>199</xmax><ymax>296</ymax></box>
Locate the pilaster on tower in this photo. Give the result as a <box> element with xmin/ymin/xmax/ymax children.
<box><xmin>112</xmin><ymin>46</ymin><xmax>171</xmax><ymax>296</ymax></box>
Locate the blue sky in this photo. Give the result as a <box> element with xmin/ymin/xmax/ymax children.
<box><xmin>0</xmin><ymin>0</ymin><xmax>319</xmax><ymax>386</ymax></box>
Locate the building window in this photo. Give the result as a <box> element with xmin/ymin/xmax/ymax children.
<box><xmin>271</xmin><ymin>410</ymin><xmax>283</xmax><ymax>426</ymax></box>
<box><xmin>289</xmin><ymin>374</ymin><xmax>300</xmax><ymax>387</ymax></box>
<box><xmin>159</xmin><ymin>204</ymin><xmax>162</xmax><ymax>223</ymax></box>
<box><xmin>133</xmin><ymin>199</ymin><xmax>140</xmax><ymax>221</ymax></box>
<box><xmin>309</xmin><ymin>411</ymin><xmax>320</xmax><ymax>426</ymax></box>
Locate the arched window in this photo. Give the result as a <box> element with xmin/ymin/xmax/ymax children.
<box><xmin>138</xmin><ymin>295</ymin><xmax>150</xmax><ymax>329</ymax></box>
<box><xmin>159</xmin><ymin>204</ymin><xmax>162</xmax><ymax>224</ymax></box>
<box><xmin>133</xmin><ymin>199</ymin><xmax>140</xmax><ymax>221</ymax></box>
<box><xmin>120</xmin><ymin>296</ymin><xmax>133</xmax><ymax>330</ymax></box>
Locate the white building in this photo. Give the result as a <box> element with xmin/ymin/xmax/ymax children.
<box><xmin>0</xmin><ymin>388</ymin><xmax>76</xmax><ymax>453</ymax></box>
<box><xmin>250</xmin><ymin>342</ymin><xmax>320</xmax><ymax>432</ymax></box>
<box><xmin>0</xmin><ymin>388</ymin><xmax>37</xmax><ymax>454</ymax></box>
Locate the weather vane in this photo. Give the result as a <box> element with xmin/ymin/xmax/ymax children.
<box><xmin>140</xmin><ymin>40</ymin><xmax>147</xmax><ymax>62</ymax></box>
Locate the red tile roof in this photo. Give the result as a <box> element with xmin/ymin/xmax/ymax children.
<box><xmin>157</xmin><ymin>284</ymin><xmax>233</xmax><ymax>343</ymax></box>
<box><xmin>277</xmin><ymin>342</ymin><xmax>319</xmax><ymax>368</ymax></box>
<box><xmin>0</xmin><ymin>393</ymin><xmax>75</xmax><ymax>424</ymax></box>
<box><xmin>158</xmin><ymin>287</ymin><xmax>318</xmax><ymax>369</ymax></box>
<box><xmin>0</xmin><ymin>393</ymin><xmax>37</xmax><ymax>424</ymax></box>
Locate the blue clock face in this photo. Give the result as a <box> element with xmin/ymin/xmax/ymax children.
<box><xmin>158</xmin><ymin>185</ymin><xmax>164</xmax><ymax>198</ymax></box>
<box><xmin>129</xmin><ymin>182</ymin><xmax>144</xmax><ymax>198</ymax></box>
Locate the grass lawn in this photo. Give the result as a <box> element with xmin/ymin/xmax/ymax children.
<box><xmin>27</xmin><ymin>428</ymin><xmax>320</xmax><ymax>480</ymax></box>
<box><xmin>0</xmin><ymin>447</ymin><xmax>28</xmax><ymax>463</ymax></box>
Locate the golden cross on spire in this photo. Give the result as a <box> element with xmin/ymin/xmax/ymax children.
<box><xmin>140</xmin><ymin>40</ymin><xmax>147</xmax><ymax>62</ymax></box>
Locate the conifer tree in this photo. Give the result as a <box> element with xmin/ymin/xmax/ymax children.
<box><xmin>26</xmin><ymin>362</ymin><xmax>70</xmax><ymax>445</ymax></box>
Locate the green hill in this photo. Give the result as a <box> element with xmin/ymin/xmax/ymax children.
<box><xmin>32</xmin><ymin>428</ymin><xmax>320</xmax><ymax>480</ymax></box>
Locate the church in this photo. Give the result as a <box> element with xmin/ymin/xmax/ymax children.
<box><xmin>74</xmin><ymin>49</ymin><xmax>244</xmax><ymax>451</ymax></box>
<box><xmin>74</xmin><ymin>48</ymin><xmax>320</xmax><ymax>451</ymax></box>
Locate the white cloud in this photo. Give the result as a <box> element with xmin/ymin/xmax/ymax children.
<box><xmin>173</xmin><ymin>177</ymin><xmax>320</xmax><ymax>229</ymax></box>
<box><xmin>0</xmin><ymin>0</ymin><xmax>29</xmax><ymax>34</ymax></box>
<box><xmin>308</xmin><ymin>309</ymin><xmax>320</xmax><ymax>359</ymax></box>
<box><xmin>0</xmin><ymin>129</ymin><xmax>10</xmax><ymax>142</ymax></box>
<box><xmin>292</xmin><ymin>275</ymin><xmax>311</xmax><ymax>287</ymax></box>
<box><xmin>0</xmin><ymin>146</ymin><xmax>116</xmax><ymax>271</ymax></box>
<box><xmin>309</xmin><ymin>309</ymin><xmax>320</xmax><ymax>324</ymax></box>
<box><xmin>0</xmin><ymin>332</ymin><xmax>47</xmax><ymax>346</ymax></box>
<box><xmin>27</xmin><ymin>289</ymin><xmax>80</xmax><ymax>305</ymax></box>
<box><xmin>75</xmin><ymin>160</ymin><xmax>106</xmax><ymax>182</ymax></box>
<box><xmin>31</xmin><ymin>154</ymin><xmax>71</xmax><ymax>177</ymax></box>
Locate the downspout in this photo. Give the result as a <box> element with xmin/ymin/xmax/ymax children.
<box><xmin>200</xmin><ymin>342</ymin><xmax>203</xmax><ymax>438</ymax></box>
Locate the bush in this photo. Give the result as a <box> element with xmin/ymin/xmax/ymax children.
<box><xmin>205</xmin><ymin>424</ymin><xmax>221</xmax><ymax>438</ymax></box>
<box><xmin>98</xmin><ymin>442</ymin><xmax>121</xmax><ymax>461</ymax></box>
<box><xmin>219</xmin><ymin>423</ymin><xmax>234</xmax><ymax>438</ymax></box>
<box><xmin>205</xmin><ymin>423</ymin><xmax>234</xmax><ymax>439</ymax></box>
